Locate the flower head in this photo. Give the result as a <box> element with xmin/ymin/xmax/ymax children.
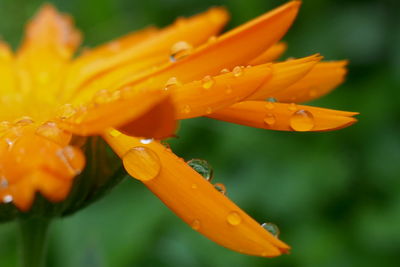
<box><xmin>0</xmin><ymin>1</ymin><xmax>357</xmax><ymax>257</ymax></box>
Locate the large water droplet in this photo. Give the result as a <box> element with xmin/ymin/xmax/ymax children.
<box><xmin>170</xmin><ymin>41</ymin><xmax>192</xmax><ymax>62</ymax></box>
<box><xmin>187</xmin><ymin>159</ymin><xmax>214</xmax><ymax>181</ymax></box>
<box><xmin>227</xmin><ymin>211</ymin><xmax>242</xmax><ymax>226</ymax></box>
<box><xmin>263</xmin><ymin>113</ymin><xmax>276</xmax><ymax>126</ymax></box>
<box><xmin>261</xmin><ymin>222</ymin><xmax>280</xmax><ymax>237</ymax></box>
<box><xmin>191</xmin><ymin>219</ymin><xmax>201</xmax><ymax>230</ymax></box>
<box><xmin>214</xmin><ymin>183</ymin><xmax>226</xmax><ymax>194</ymax></box>
<box><xmin>202</xmin><ymin>75</ymin><xmax>215</xmax><ymax>89</ymax></box>
<box><xmin>290</xmin><ymin>109</ymin><xmax>315</xmax><ymax>131</ymax></box>
<box><xmin>122</xmin><ymin>146</ymin><xmax>161</xmax><ymax>182</ymax></box>
<box><xmin>232</xmin><ymin>66</ymin><xmax>243</xmax><ymax>77</ymax></box>
<box><xmin>220</xmin><ymin>68</ymin><xmax>230</xmax><ymax>74</ymax></box>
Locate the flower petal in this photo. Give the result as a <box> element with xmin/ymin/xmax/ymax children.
<box><xmin>207</xmin><ymin>101</ymin><xmax>358</xmax><ymax>132</ymax></box>
<box><xmin>270</xmin><ymin>61</ymin><xmax>348</xmax><ymax>103</ymax></box>
<box><xmin>246</xmin><ymin>54</ymin><xmax>322</xmax><ymax>100</ymax></box>
<box><xmin>104</xmin><ymin>1</ymin><xmax>301</xmax><ymax>92</ymax></box>
<box><xmin>66</xmin><ymin>7</ymin><xmax>229</xmax><ymax>94</ymax></box>
<box><xmin>56</xmin><ymin>89</ymin><xmax>171</xmax><ymax>136</ymax></box>
<box><xmin>118</xmin><ymin>96</ymin><xmax>176</xmax><ymax>139</ymax></box>
<box><xmin>171</xmin><ymin>64</ymin><xmax>272</xmax><ymax>119</ymax></box>
<box><xmin>249</xmin><ymin>42</ymin><xmax>287</xmax><ymax>64</ymax></box>
<box><xmin>103</xmin><ymin>133</ymin><xmax>290</xmax><ymax>257</ymax></box>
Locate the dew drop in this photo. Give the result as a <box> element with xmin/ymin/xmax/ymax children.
<box><xmin>207</xmin><ymin>36</ymin><xmax>217</xmax><ymax>43</ymax></box>
<box><xmin>164</xmin><ymin>77</ymin><xmax>181</xmax><ymax>90</ymax></box>
<box><xmin>261</xmin><ymin>222</ymin><xmax>280</xmax><ymax>237</ymax></box>
<box><xmin>191</xmin><ymin>219</ymin><xmax>201</xmax><ymax>230</ymax></box>
<box><xmin>290</xmin><ymin>109</ymin><xmax>315</xmax><ymax>132</ymax></box>
<box><xmin>36</xmin><ymin>121</ymin><xmax>70</xmax><ymax>145</ymax></box>
<box><xmin>15</xmin><ymin>116</ymin><xmax>34</xmax><ymax>126</ymax></box>
<box><xmin>214</xmin><ymin>183</ymin><xmax>226</xmax><ymax>194</ymax></box>
<box><xmin>191</xmin><ymin>183</ymin><xmax>198</xmax><ymax>189</ymax></box>
<box><xmin>58</xmin><ymin>104</ymin><xmax>77</xmax><ymax>119</ymax></box>
<box><xmin>266</xmin><ymin>97</ymin><xmax>277</xmax><ymax>103</ymax></box>
<box><xmin>187</xmin><ymin>159</ymin><xmax>214</xmax><ymax>181</ymax></box>
<box><xmin>263</xmin><ymin>113</ymin><xmax>276</xmax><ymax>126</ymax></box>
<box><xmin>107</xmin><ymin>41</ymin><xmax>120</xmax><ymax>52</ymax></box>
<box><xmin>170</xmin><ymin>41</ymin><xmax>192</xmax><ymax>62</ymax></box>
<box><xmin>122</xmin><ymin>146</ymin><xmax>161</xmax><ymax>182</ymax></box>
<box><xmin>288</xmin><ymin>103</ymin><xmax>297</xmax><ymax>112</ymax></box>
<box><xmin>202</xmin><ymin>75</ymin><xmax>215</xmax><ymax>89</ymax></box>
<box><xmin>227</xmin><ymin>211</ymin><xmax>242</xmax><ymax>226</ymax></box>
<box><xmin>205</xmin><ymin>107</ymin><xmax>213</xmax><ymax>114</ymax></box>
<box><xmin>93</xmin><ymin>89</ymin><xmax>112</xmax><ymax>104</ymax></box>
<box><xmin>140</xmin><ymin>138</ymin><xmax>153</xmax><ymax>145</ymax></box>
<box><xmin>3</xmin><ymin>195</ymin><xmax>12</xmax><ymax>203</ymax></box>
<box><xmin>57</xmin><ymin>146</ymin><xmax>84</xmax><ymax>176</ymax></box>
<box><xmin>232</xmin><ymin>66</ymin><xmax>243</xmax><ymax>77</ymax></box>
<box><xmin>220</xmin><ymin>68</ymin><xmax>230</xmax><ymax>74</ymax></box>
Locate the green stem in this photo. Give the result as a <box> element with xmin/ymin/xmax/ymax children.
<box><xmin>18</xmin><ymin>216</ymin><xmax>52</xmax><ymax>267</ymax></box>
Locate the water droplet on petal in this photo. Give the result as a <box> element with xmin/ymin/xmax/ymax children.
<box><xmin>202</xmin><ymin>75</ymin><xmax>214</xmax><ymax>89</ymax></box>
<box><xmin>207</xmin><ymin>36</ymin><xmax>217</xmax><ymax>43</ymax></box>
<box><xmin>107</xmin><ymin>41</ymin><xmax>120</xmax><ymax>52</ymax></box>
<box><xmin>288</xmin><ymin>103</ymin><xmax>297</xmax><ymax>112</ymax></box>
<box><xmin>122</xmin><ymin>146</ymin><xmax>161</xmax><ymax>182</ymax></box>
<box><xmin>261</xmin><ymin>222</ymin><xmax>280</xmax><ymax>237</ymax></box>
<box><xmin>58</xmin><ymin>104</ymin><xmax>77</xmax><ymax>119</ymax></box>
<box><xmin>264</xmin><ymin>102</ymin><xmax>275</xmax><ymax>110</ymax></box>
<box><xmin>140</xmin><ymin>138</ymin><xmax>153</xmax><ymax>145</ymax></box>
<box><xmin>263</xmin><ymin>113</ymin><xmax>276</xmax><ymax>126</ymax></box>
<box><xmin>266</xmin><ymin>97</ymin><xmax>277</xmax><ymax>103</ymax></box>
<box><xmin>164</xmin><ymin>77</ymin><xmax>181</xmax><ymax>90</ymax></box>
<box><xmin>205</xmin><ymin>107</ymin><xmax>213</xmax><ymax>114</ymax></box>
<box><xmin>290</xmin><ymin>109</ymin><xmax>315</xmax><ymax>132</ymax></box>
<box><xmin>191</xmin><ymin>219</ymin><xmax>201</xmax><ymax>230</ymax></box>
<box><xmin>187</xmin><ymin>159</ymin><xmax>214</xmax><ymax>181</ymax></box>
<box><xmin>232</xmin><ymin>66</ymin><xmax>243</xmax><ymax>77</ymax></box>
<box><xmin>15</xmin><ymin>116</ymin><xmax>34</xmax><ymax>126</ymax></box>
<box><xmin>220</xmin><ymin>68</ymin><xmax>230</xmax><ymax>74</ymax></box>
<box><xmin>227</xmin><ymin>211</ymin><xmax>242</xmax><ymax>226</ymax></box>
<box><xmin>3</xmin><ymin>195</ymin><xmax>12</xmax><ymax>203</ymax></box>
<box><xmin>170</xmin><ymin>41</ymin><xmax>192</xmax><ymax>62</ymax></box>
<box><xmin>93</xmin><ymin>89</ymin><xmax>112</xmax><ymax>104</ymax></box>
<box><xmin>57</xmin><ymin>146</ymin><xmax>84</xmax><ymax>176</ymax></box>
<box><xmin>36</xmin><ymin>121</ymin><xmax>70</xmax><ymax>145</ymax></box>
<box><xmin>214</xmin><ymin>183</ymin><xmax>226</xmax><ymax>194</ymax></box>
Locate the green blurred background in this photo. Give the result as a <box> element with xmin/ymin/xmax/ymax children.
<box><xmin>0</xmin><ymin>0</ymin><xmax>399</xmax><ymax>266</ymax></box>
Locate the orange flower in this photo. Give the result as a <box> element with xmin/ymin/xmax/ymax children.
<box><xmin>0</xmin><ymin>1</ymin><xmax>357</xmax><ymax>257</ymax></box>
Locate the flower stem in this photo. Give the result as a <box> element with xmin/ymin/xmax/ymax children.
<box><xmin>18</xmin><ymin>216</ymin><xmax>52</xmax><ymax>267</ymax></box>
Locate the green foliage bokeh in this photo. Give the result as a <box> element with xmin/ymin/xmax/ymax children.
<box><xmin>0</xmin><ymin>0</ymin><xmax>399</xmax><ymax>266</ymax></box>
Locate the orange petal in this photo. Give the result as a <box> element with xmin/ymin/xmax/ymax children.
<box><xmin>56</xmin><ymin>89</ymin><xmax>170</xmax><ymax>136</ymax></box>
<box><xmin>104</xmin><ymin>1</ymin><xmax>301</xmax><ymax>92</ymax></box>
<box><xmin>171</xmin><ymin>64</ymin><xmax>272</xmax><ymax>119</ymax></box>
<box><xmin>16</xmin><ymin>4</ymin><xmax>81</xmax><ymax>100</ymax></box>
<box><xmin>207</xmin><ymin>101</ymin><xmax>358</xmax><ymax>132</ymax></box>
<box><xmin>271</xmin><ymin>61</ymin><xmax>348</xmax><ymax>103</ymax></box>
<box><xmin>118</xmin><ymin>96</ymin><xmax>176</xmax><ymax>139</ymax></box>
<box><xmin>246</xmin><ymin>54</ymin><xmax>321</xmax><ymax>100</ymax></box>
<box><xmin>103</xmin><ymin>133</ymin><xmax>290</xmax><ymax>257</ymax></box>
<box><xmin>66</xmin><ymin>7</ymin><xmax>229</xmax><ymax>94</ymax></box>
<box><xmin>249</xmin><ymin>42</ymin><xmax>287</xmax><ymax>64</ymax></box>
